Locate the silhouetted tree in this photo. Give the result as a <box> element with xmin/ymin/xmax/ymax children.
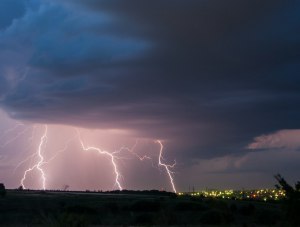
<box><xmin>63</xmin><ymin>185</ymin><xmax>69</xmax><ymax>191</ymax></box>
<box><xmin>18</xmin><ymin>185</ymin><xmax>23</xmax><ymax>190</ymax></box>
<box><xmin>274</xmin><ymin>174</ymin><xmax>295</xmax><ymax>198</ymax></box>
<box><xmin>274</xmin><ymin>174</ymin><xmax>300</xmax><ymax>225</ymax></box>
<box><xmin>0</xmin><ymin>183</ymin><xmax>6</xmax><ymax>197</ymax></box>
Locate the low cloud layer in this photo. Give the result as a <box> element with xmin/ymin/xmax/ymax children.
<box><xmin>248</xmin><ymin>129</ymin><xmax>300</xmax><ymax>150</ymax></box>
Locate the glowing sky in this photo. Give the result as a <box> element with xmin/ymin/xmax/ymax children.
<box><xmin>1</xmin><ymin>0</ymin><xmax>300</xmax><ymax>191</ymax></box>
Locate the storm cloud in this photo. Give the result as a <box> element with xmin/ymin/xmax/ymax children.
<box><xmin>1</xmin><ymin>0</ymin><xmax>300</xmax><ymax>162</ymax></box>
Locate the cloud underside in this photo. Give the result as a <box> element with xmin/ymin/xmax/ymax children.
<box><xmin>1</xmin><ymin>0</ymin><xmax>300</xmax><ymax>159</ymax></box>
<box><xmin>248</xmin><ymin>129</ymin><xmax>300</xmax><ymax>150</ymax></box>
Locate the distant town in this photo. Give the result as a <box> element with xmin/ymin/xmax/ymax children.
<box><xmin>178</xmin><ymin>189</ymin><xmax>286</xmax><ymax>201</ymax></box>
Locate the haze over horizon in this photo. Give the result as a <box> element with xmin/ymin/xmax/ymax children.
<box><xmin>1</xmin><ymin>0</ymin><xmax>300</xmax><ymax>191</ymax></box>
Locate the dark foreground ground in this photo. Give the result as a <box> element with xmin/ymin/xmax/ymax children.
<box><xmin>0</xmin><ymin>190</ymin><xmax>289</xmax><ymax>226</ymax></box>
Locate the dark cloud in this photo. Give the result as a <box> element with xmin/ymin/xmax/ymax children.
<box><xmin>0</xmin><ymin>0</ymin><xmax>26</xmax><ymax>30</ymax></box>
<box><xmin>1</xmin><ymin>0</ymin><xmax>300</xmax><ymax>160</ymax></box>
<box><xmin>0</xmin><ymin>77</ymin><xmax>9</xmax><ymax>99</ymax></box>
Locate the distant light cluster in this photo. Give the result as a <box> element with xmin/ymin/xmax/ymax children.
<box><xmin>178</xmin><ymin>189</ymin><xmax>286</xmax><ymax>201</ymax></box>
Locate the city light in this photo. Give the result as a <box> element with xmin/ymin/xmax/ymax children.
<box><xmin>177</xmin><ymin>189</ymin><xmax>286</xmax><ymax>201</ymax></box>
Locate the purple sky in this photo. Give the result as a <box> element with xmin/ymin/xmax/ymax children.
<box><xmin>1</xmin><ymin>0</ymin><xmax>300</xmax><ymax>191</ymax></box>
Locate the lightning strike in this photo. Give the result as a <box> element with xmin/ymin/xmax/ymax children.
<box><xmin>42</xmin><ymin>135</ymin><xmax>76</xmax><ymax>164</ymax></box>
<box><xmin>13</xmin><ymin>126</ymin><xmax>39</xmax><ymax>174</ymax></box>
<box><xmin>28</xmin><ymin>125</ymin><xmax>38</xmax><ymax>142</ymax></box>
<box><xmin>13</xmin><ymin>152</ymin><xmax>37</xmax><ymax>174</ymax></box>
<box><xmin>0</xmin><ymin>126</ymin><xmax>31</xmax><ymax>148</ymax></box>
<box><xmin>6</xmin><ymin>123</ymin><xmax>178</xmax><ymax>192</ymax></box>
<box><xmin>115</xmin><ymin>141</ymin><xmax>161</xmax><ymax>172</ymax></box>
<box><xmin>21</xmin><ymin>125</ymin><xmax>48</xmax><ymax>190</ymax></box>
<box><xmin>156</xmin><ymin>140</ymin><xmax>177</xmax><ymax>193</ymax></box>
<box><xmin>116</xmin><ymin>140</ymin><xmax>152</xmax><ymax>161</ymax></box>
<box><xmin>0</xmin><ymin>122</ymin><xmax>24</xmax><ymax>137</ymax></box>
<box><xmin>77</xmin><ymin>130</ymin><xmax>123</xmax><ymax>190</ymax></box>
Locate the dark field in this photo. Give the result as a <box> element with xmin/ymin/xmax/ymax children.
<box><xmin>0</xmin><ymin>190</ymin><xmax>288</xmax><ymax>226</ymax></box>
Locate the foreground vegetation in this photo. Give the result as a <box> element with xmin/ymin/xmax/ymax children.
<box><xmin>0</xmin><ymin>189</ymin><xmax>287</xmax><ymax>226</ymax></box>
<box><xmin>0</xmin><ymin>175</ymin><xmax>299</xmax><ymax>226</ymax></box>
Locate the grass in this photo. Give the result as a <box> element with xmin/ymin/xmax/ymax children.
<box><xmin>0</xmin><ymin>190</ymin><xmax>285</xmax><ymax>226</ymax></box>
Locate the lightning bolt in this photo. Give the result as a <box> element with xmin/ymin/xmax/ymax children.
<box><xmin>8</xmin><ymin>124</ymin><xmax>178</xmax><ymax>192</ymax></box>
<box><xmin>21</xmin><ymin>125</ymin><xmax>48</xmax><ymax>190</ymax></box>
<box><xmin>115</xmin><ymin>141</ymin><xmax>162</xmax><ymax>173</ymax></box>
<box><xmin>42</xmin><ymin>135</ymin><xmax>76</xmax><ymax>165</ymax></box>
<box><xmin>77</xmin><ymin>129</ymin><xmax>123</xmax><ymax>190</ymax></box>
<box><xmin>116</xmin><ymin>140</ymin><xmax>152</xmax><ymax>161</ymax></box>
<box><xmin>156</xmin><ymin>140</ymin><xmax>177</xmax><ymax>193</ymax></box>
<box><xmin>0</xmin><ymin>122</ymin><xmax>32</xmax><ymax>149</ymax></box>
<box><xmin>12</xmin><ymin>125</ymin><xmax>39</xmax><ymax>175</ymax></box>
<box><xmin>0</xmin><ymin>122</ymin><xmax>24</xmax><ymax>137</ymax></box>
<box><xmin>18</xmin><ymin>130</ymin><xmax>75</xmax><ymax>187</ymax></box>
<box><xmin>13</xmin><ymin>152</ymin><xmax>37</xmax><ymax>174</ymax></box>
